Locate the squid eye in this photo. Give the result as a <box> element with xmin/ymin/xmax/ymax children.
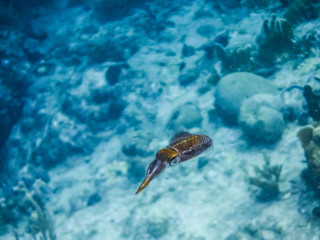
<box><xmin>169</xmin><ymin>157</ymin><xmax>179</xmax><ymax>166</ymax></box>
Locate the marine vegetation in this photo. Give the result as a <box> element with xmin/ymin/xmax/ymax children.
<box><xmin>245</xmin><ymin>151</ymin><xmax>282</xmax><ymax>201</ymax></box>
<box><xmin>136</xmin><ymin>132</ymin><xmax>212</xmax><ymax>194</ymax></box>
<box><xmin>256</xmin><ymin>15</ymin><xmax>296</xmax><ymax>66</ymax></box>
<box><xmin>0</xmin><ymin>180</ymin><xmax>56</xmax><ymax>240</ymax></box>
<box><xmin>297</xmin><ymin>123</ymin><xmax>320</xmax><ymax>187</ymax></box>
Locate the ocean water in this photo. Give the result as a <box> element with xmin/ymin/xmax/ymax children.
<box><xmin>1</xmin><ymin>0</ymin><xmax>320</xmax><ymax>239</ymax></box>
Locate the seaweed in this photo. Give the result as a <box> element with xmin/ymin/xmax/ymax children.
<box><xmin>245</xmin><ymin>152</ymin><xmax>282</xmax><ymax>202</ymax></box>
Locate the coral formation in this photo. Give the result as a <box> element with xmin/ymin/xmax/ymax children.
<box><xmin>297</xmin><ymin>123</ymin><xmax>320</xmax><ymax>186</ymax></box>
<box><xmin>215</xmin><ymin>43</ymin><xmax>255</xmax><ymax>73</ymax></box>
<box><xmin>245</xmin><ymin>151</ymin><xmax>282</xmax><ymax>201</ymax></box>
<box><xmin>215</xmin><ymin>72</ymin><xmax>278</xmax><ymax>125</ymax></box>
<box><xmin>238</xmin><ymin>94</ymin><xmax>285</xmax><ymax>143</ymax></box>
<box><xmin>256</xmin><ymin>15</ymin><xmax>296</xmax><ymax>65</ymax></box>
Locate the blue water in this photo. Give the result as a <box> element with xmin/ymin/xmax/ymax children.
<box><xmin>0</xmin><ymin>0</ymin><xmax>320</xmax><ymax>239</ymax></box>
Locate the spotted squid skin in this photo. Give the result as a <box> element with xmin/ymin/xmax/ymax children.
<box><xmin>169</xmin><ymin>134</ymin><xmax>212</xmax><ymax>162</ymax></box>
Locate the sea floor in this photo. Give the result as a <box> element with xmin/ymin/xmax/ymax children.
<box><xmin>1</xmin><ymin>0</ymin><xmax>320</xmax><ymax>239</ymax></box>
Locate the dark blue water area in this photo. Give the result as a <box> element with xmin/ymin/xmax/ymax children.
<box><xmin>0</xmin><ymin>0</ymin><xmax>320</xmax><ymax>239</ymax></box>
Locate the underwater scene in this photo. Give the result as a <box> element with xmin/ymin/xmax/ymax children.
<box><xmin>1</xmin><ymin>0</ymin><xmax>320</xmax><ymax>239</ymax></box>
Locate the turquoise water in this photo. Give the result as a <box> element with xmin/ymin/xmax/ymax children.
<box><xmin>0</xmin><ymin>0</ymin><xmax>320</xmax><ymax>239</ymax></box>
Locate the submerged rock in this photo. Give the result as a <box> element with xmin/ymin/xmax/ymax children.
<box><xmin>178</xmin><ymin>71</ymin><xmax>199</xmax><ymax>86</ymax></box>
<box><xmin>181</xmin><ymin>44</ymin><xmax>195</xmax><ymax>58</ymax></box>
<box><xmin>87</xmin><ymin>192</ymin><xmax>102</xmax><ymax>206</ymax></box>
<box><xmin>0</xmin><ymin>95</ymin><xmax>23</xmax><ymax>148</ymax></box>
<box><xmin>105</xmin><ymin>66</ymin><xmax>122</xmax><ymax>85</ymax></box>
<box><xmin>146</xmin><ymin>217</ymin><xmax>169</xmax><ymax>239</ymax></box>
<box><xmin>213</xmin><ymin>31</ymin><xmax>229</xmax><ymax>47</ymax></box>
<box><xmin>238</xmin><ymin>94</ymin><xmax>285</xmax><ymax>143</ymax></box>
<box><xmin>215</xmin><ymin>72</ymin><xmax>278</xmax><ymax>125</ymax></box>
<box><xmin>169</xmin><ymin>103</ymin><xmax>202</xmax><ymax>129</ymax></box>
<box><xmin>196</xmin><ymin>24</ymin><xmax>215</xmax><ymax>38</ymax></box>
<box><xmin>87</xmin><ymin>41</ymin><xmax>125</xmax><ymax>64</ymax></box>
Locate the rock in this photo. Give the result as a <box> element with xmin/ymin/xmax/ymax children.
<box><xmin>215</xmin><ymin>72</ymin><xmax>278</xmax><ymax>125</ymax></box>
<box><xmin>91</xmin><ymin>89</ymin><xmax>115</xmax><ymax>105</ymax></box>
<box><xmin>93</xmin><ymin>0</ymin><xmax>130</xmax><ymax>23</ymax></box>
<box><xmin>0</xmin><ymin>95</ymin><xmax>23</xmax><ymax>147</ymax></box>
<box><xmin>193</xmin><ymin>9</ymin><xmax>213</xmax><ymax>20</ymax></box>
<box><xmin>23</xmin><ymin>38</ymin><xmax>44</xmax><ymax>63</ymax></box>
<box><xmin>178</xmin><ymin>71</ymin><xmax>199</xmax><ymax>86</ymax></box>
<box><xmin>108</xmin><ymin>100</ymin><xmax>126</xmax><ymax>120</ymax></box>
<box><xmin>214</xmin><ymin>31</ymin><xmax>229</xmax><ymax>47</ymax></box>
<box><xmin>105</xmin><ymin>66</ymin><xmax>121</xmax><ymax>85</ymax></box>
<box><xmin>122</xmin><ymin>144</ymin><xmax>146</xmax><ymax>157</ymax></box>
<box><xmin>127</xmin><ymin>160</ymin><xmax>145</xmax><ymax>183</ymax></box>
<box><xmin>197</xmin><ymin>157</ymin><xmax>209</xmax><ymax>170</ymax></box>
<box><xmin>87</xmin><ymin>41</ymin><xmax>125</xmax><ymax>64</ymax></box>
<box><xmin>87</xmin><ymin>193</ymin><xmax>102</xmax><ymax>206</ymax></box>
<box><xmin>36</xmin><ymin>130</ymin><xmax>71</xmax><ymax>169</ymax></box>
<box><xmin>170</xmin><ymin>103</ymin><xmax>202</xmax><ymax>129</ymax></box>
<box><xmin>20</xmin><ymin>118</ymin><xmax>34</xmax><ymax>133</ymax></box>
<box><xmin>146</xmin><ymin>217</ymin><xmax>169</xmax><ymax>239</ymax></box>
<box><xmin>312</xmin><ymin>206</ymin><xmax>320</xmax><ymax>218</ymax></box>
<box><xmin>181</xmin><ymin>44</ymin><xmax>195</xmax><ymax>57</ymax></box>
<box><xmin>61</xmin><ymin>96</ymin><xmax>87</xmax><ymax>122</ymax></box>
<box><xmin>238</xmin><ymin>94</ymin><xmax>285</xmax><ymax>143</ymax></box>
<box><xmin>196</xmin><ymin>25</ymin><xmax>215</xmax><ymax>38</ymax></box>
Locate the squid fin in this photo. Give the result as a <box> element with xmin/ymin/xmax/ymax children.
<box><xmin>169</xmin><ymin>132</ymin><xmax>193</xmax><ymax>145</ymax></box>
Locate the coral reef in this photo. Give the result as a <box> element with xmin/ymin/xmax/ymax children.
<box><xmin>215</xmin><ymin>43</ymin><xmax>255</xmax><ymax>73</ymax></box>
<box><xmin>256</xmin><ymin>15</ymin><xmax>296</xmax><ymax>65</ymax></box>
<box><xmin>297</xmin><ymin>123</ymin><xmax>320</xmax><ymax>187</ymax></box>
<box><xmin>245</xmin><ymin>152</ymin><xmax>282</xmax><ymax>201</ymax></box>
